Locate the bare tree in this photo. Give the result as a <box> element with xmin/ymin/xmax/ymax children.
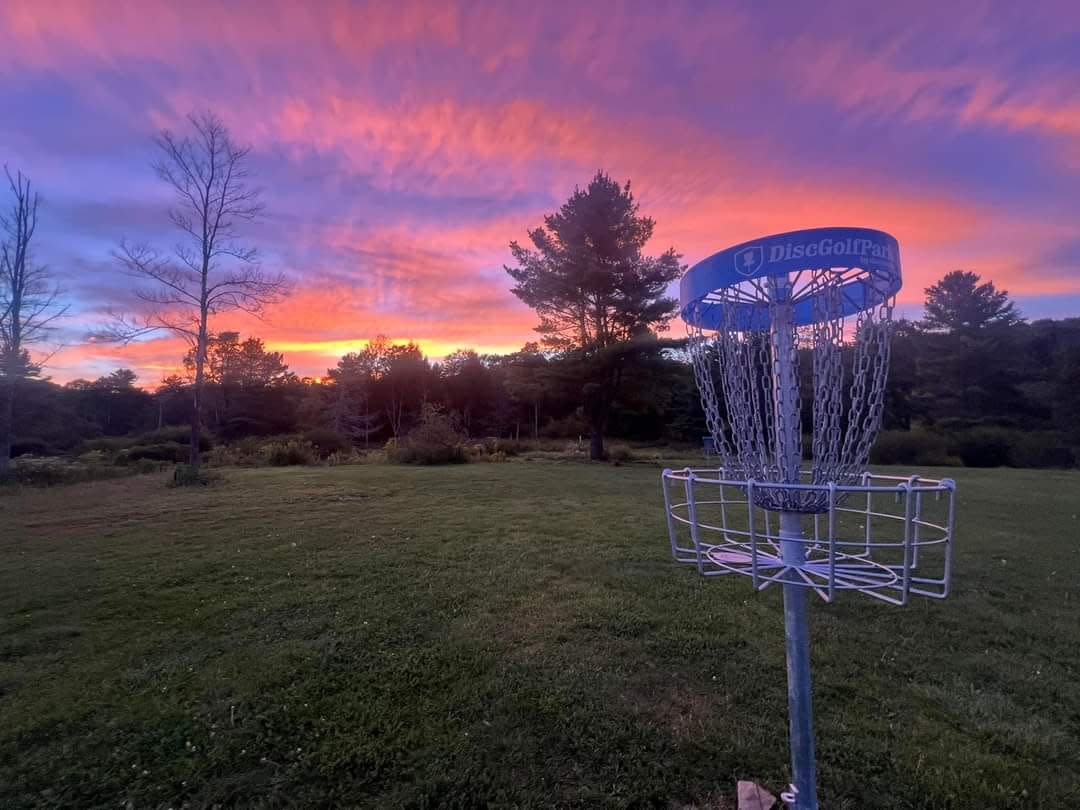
<box><xmin>328</xmin><ymin>381</ymin><xmax>383</xmax><ymax>449</ymax></box>
<box><xmin>0</xmin><ymin>167</ymin><xmax>67</xmax><ymax>475</ymax></box>
<box><xmin>100</xmin><ymin>112</ymin><xmax>289</xmax><ymax>471</ymax></box>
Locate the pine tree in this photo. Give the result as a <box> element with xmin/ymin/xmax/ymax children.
<box><xmin>505</xmin><ymin>171</ymin><xmax>684</xmax><ymax>459</ymax></box>
<box><xmin>921</xmin><ymin>270</ymin><xmax>1022</xmax><ymax>334</ymax></box>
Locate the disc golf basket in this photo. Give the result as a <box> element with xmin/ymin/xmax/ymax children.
<box><xmin>661</xmin><ymin>227</ymin><xmax>957</xmax><ymax>809</ymax></box>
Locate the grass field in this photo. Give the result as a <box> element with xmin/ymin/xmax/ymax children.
<box><xmin>2</xmin><ymin>460</ymin><xmax>1079</xmax><ymax>808</ymax></box>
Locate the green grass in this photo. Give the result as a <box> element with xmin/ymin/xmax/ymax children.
<box><xmin>1</xmin><ymin>461</ymin><xmax>1078</xmax><ymax>808</ymax></box>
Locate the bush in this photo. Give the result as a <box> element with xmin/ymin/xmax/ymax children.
<box><xmin>81</xmin><ymin>428</ymin><xmax>212</xmax><ymax>459</ymax></box>
<box><xmin>121</xmin><ymin>442</ymin><xmax>188</xmax><ymax>463</ymax></box>
<box><xmin>393</xmin><ymin>442</ymin><xmax>467</xmax><ymax>465</ymax></box>
<box><xmin>302</xmin><ymin>428</ymin><xmax>351</xmax><ymax>459</ymax></box>
<box><xmin>10</xmin><ymin>437</ymin><xmax>52</xmax><ymax>457</ymax></box>
<box><xmin>1006</xmin><ymin>432</ymin><xmax>1075</xmax><ymax>469</ymax></box>
<box><xmin>950</xmin><ymin>427</ymin><xmax>1013</xmax><ymax>468</ymax></box>
<box><xmin>169</xmin><ymin>463</ymin><xmax>220</xmax><ymax>487</ymax></box>
<box><xmin>489</xmin><ymin>438</ymin><xmax>544</xmax><ymax>456</ymax></box>
<box><xmin>139</xmin><ymin>426</ymin><xmax>214</xmax><ymax>449</ymax></box>
<box><xmin>870</xmin><ymin>430</ymin><xmax>956</xmax><ymax>467</ymax></box>
<box><xmin>76</xmin><ymin>450</ymin><xmax>111</xmax><ymax>465</ymax></box>
<box><xmin>933</xmin><ymin>417</ymin><xmax>979</xmax><ymax>434</ymax></box>
<box><xmin>132</xmin><ymin>459</ymin><xmax>170</xmax><ymax>475</ymax></box>
<box><xmin>468</xmin><ymin>437</ymin><xmax>539</xmax><ymax>458</ymax></box>
<box><xmin>949</xmin><ymin>427</ymin><xmax>1077</xmax><ymax>469</ymax></box>
<box><xmin>326</xmin><ymin>448</ymin><xmax>362</xmax><ymax>466</ymax></box>
<box><xmin>607</xmin><ymin>444</ymin><xmax>635</xmax><ymax>463</ymax></box>
<box><xmin>493</xmin><ymin>439</ymin><xmax>527</xmax><ymax>456</ymax></box>
<box><xmin>80</xmin><ymin>436</ymin><xmax>132</xmax><ymax>454</ymax></box>
<box><xmin>874</xmin><ymin>427</ymin><xmax>1075</xmax><ymax>469</ymax></box>
<box><xmin>220</xmin><ymin>416</ymin><xmax>281</xmax><ymax>440</ymax></box>
<box><xmin>388</xmin><ymin>405</ymin><xmax>468</xmax><ymax>465</ymax></box>
<box><xmin>206</xmin><ymin>436</ymin><xmax>264</xmax><ymax>467</ymax></box>
<box><xmin>1</xmin><ymin>457</ymin><xmax>131</xmax><ymax>488</ymax></box>
<box><xmin>262</xmin><ymin>439</ymin><xmax>318</xmax><ymax>466</ymax></box>
<box><xmin>540</xmin><ymin>413</ymin><xmax>588</xmax><ymax>439</ymax></box>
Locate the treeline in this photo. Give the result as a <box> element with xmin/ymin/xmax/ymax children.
<box><xmin>8</xmin><ymin>332</ymin><xmax>701</xmax><ymax>457</ymax></box>
<box><xmin>9</xmin><ymin>305</ymin><xmax>1080</xmax><ymax>468</ymax></box>
<box><xmin>879</xmin><ymin>315</ymin><xmax>1080</xmax><ymax>466</ymax></box>
<box><xmin>4</xmin><ymin>112</ymin><xmax>1079</xmax><ymax>473</ymax></box>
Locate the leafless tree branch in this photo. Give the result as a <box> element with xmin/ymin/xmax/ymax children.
<box><xmin>1</xmin><ymin>165</ymin><xmax>68</xmax><ymax>471</ymax></box>
<box><xmin>100</xmin><ymin>111</ymin><xmax>290</xmax><ymax>470</ymax></box>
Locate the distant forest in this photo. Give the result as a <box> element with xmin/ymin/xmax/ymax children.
<box><xmin>9</xmin><ymin>278</ymin><xmax>1080</xmax><ymax>470</ymax></box>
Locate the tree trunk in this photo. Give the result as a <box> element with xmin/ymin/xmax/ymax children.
<box><xmin>190</xmin><ymin>323</ymin><xmax>208</xmax><ymax>471</ymax></box>
<box><xmin>0</xmin><ymin>375</ymin><xmax>14</xmax><ymax>476</ymax></box>
<box><xmin>586</xmin><ymin>395</ymin><xmax>607</xmax><ymax>461</ymax></box>
<box><xmin>589</xmin><ymin>426</ymin><xmax>605</xmax><ymax>461</ymax></box>
<box><xmin>583</xmin><ymin>379</ymin><xmax>609</xmax><ymax>461</ymax></box>
<box><xmin>387</xmin><ymin>397</ymin><xmax>404</xmax><ymax>437</ymax></box>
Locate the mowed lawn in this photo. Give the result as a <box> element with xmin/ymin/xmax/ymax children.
<box><xmin>1</xmin><ymin>461</ymin><xmax>1078</xmax><ymax>809</ymax></box>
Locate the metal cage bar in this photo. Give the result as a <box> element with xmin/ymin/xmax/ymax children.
<box><xmin>662</xmin><ymin>467</ymin><xmax>956</xmax><ymax>602</ymax></box>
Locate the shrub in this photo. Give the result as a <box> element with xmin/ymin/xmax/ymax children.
<box><xmin>393</xmin><ymin>442</ymin><xmax>467</xmax><ymax>465</ymax></box>
<box><xmin>950</xmin><ymin>427</ymin><xmax>1013</xmax><ymax>468</ymax></box>
<box><xmin>488</xmin><ymin>438</ymin><xmax>540</xmax><ymax>456</ymax></box>
<box><xmin>81</xmin><ymin>428</ymin><xmax>212</xmax><ymax>459</ymax></box>
<box><xmin>540</xmin><ymin>413</ymin><xmax>588</xmax><ymax>439</ymax></box>
<box><xmin>933</xmin><ymin>417</ymin><xmax>979</xmax><ymax>433</ymax></box>
<box><xmin>389</xmin><ymin>404</ymin><xmax>468</xmax><ymax>465</ymax></box>
<box><xmin>76</xmin><ymin>450</ymin><xmax>111</xmax><ymax>465</ymax></box>
<box><xmin>121</xmin><ymin>442</ymin><xmax>188</xmax><ymax>463</ymax></box>
<box><xmin>206</xmin><ymin>436</ymin><xmax>264</xmax><ymax>467</ymax></box>
<box><xmin>870</xmin><ymin>430</ymin><xmax>956</xmax><ymax>467</ymax></box>
<box><xmin>1</xmin><ymin>457</ymin><xmax>131</xmax><ymax>488</ymax></box>
<box><xmin>475</xmin><ymin>437</ymin><xmax>498</xmax><ymax>456</ymax></box>
<box><xmin>132</xmin><ymin>459</ymin><xmax>170</xmax><ymax>475</ymax></box>
<box><xmin>607</xmin><ymin>444</ymin><xmax>635</xmax><ymax>463</ymax></box>
<box><xmin>875</xmin><ymin>425</ymin><xmax>1079</xmax><ymax>470</ymax></box>
<box><xmin>468</xmin><ymin>437</ymin><xmax>538</xmax><ymax>458</ymax></box>
<box><xmin>10</xmin><ymin>437</ymin><xmax>52</xmax><ymax>457</ymax></box>
<box><xmin>1006</xmin><ymin>432</ymin><xmax>1075</xmax><ymax>469</ymax></box>
<box><xmin>302</xmin><ymin>428</ymin><xmax>351</xmax><ymax>459</ymax></box>
<box><xmin>496</xmin><ymin>440</ymin><xmax>526</xmax><ymax>456</ymax></box>
<box><xmin>139</xmin><ymin>426</ymin><xmax>214</xmax><ymax>449</ymax></box>
<box><xmin>220</xmin><ymin>416</ymin><xmax>280</xmax><ymax>440</ymax></box>
<box><xmin>262</xmin><ymin>439</ymin><xmax>318</xmax><ymax>466</ymax></box>
<box><xmin>326</xmin><ymin>448</ymin><xmax>362</xmax><ymax>466</ymax></box>
<box><xmin>80</xmin><ymin>436</ymin><xmax>132</xmax><ymax>454</ymax></box>
<box><xmin>169</xmin><ymin>463</ymin><xmax>221</xmax><ymax>487</ymax></box>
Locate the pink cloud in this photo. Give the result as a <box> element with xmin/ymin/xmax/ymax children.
<box><xmin>6</xmin><ymin>0</ymin><xmax>1079</xmax><ymax>385</ymax></box>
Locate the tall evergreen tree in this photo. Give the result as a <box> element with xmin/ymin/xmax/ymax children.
<box><xmin>505</xmin><ymin>171</ymin><xmax>684</xmax><ymax>459</ymax></box>
<box><xmin>921</xmin><ymin>270</ymin><xmax>1022</xmax><ymax>333</ymax></box>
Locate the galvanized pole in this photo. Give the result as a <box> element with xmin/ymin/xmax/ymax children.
<box><xmin>779</xmin><ymin>513</ymin><xmax>817</xmax><ymax>808</ymax></box>
<box><xmin>770</xmin><ymin>276</ymin><xmax>819</xmax><ymax>810</ymax></box>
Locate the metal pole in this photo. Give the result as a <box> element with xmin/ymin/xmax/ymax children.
<box><xmin>770</xmin><ymin>275</ymin><xmax>819</xmax><ymax>810</ymax></box>
<box><xmin>780</xmin><ymin>512</ymin><xmax>817</xmax><ymax>809</ymax></box>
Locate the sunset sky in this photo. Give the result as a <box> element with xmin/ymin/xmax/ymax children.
<box><xmin>3</xmin><ymin>0</ymin><xmax>1079</xmax><ymax>385</ymax></box>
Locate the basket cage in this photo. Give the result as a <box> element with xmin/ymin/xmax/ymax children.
<box><xmin>662</xmin><ymin>467</ymin><xmax>956</xmax><ymax>606</ymax></box>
